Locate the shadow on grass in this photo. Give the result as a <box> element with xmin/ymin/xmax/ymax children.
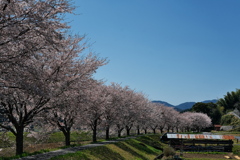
<box><xmin>125</xmin><ymin>139</ymin><xmax>158</xmax><ymax>155</ymax></box>
<box><xmin>87</xmin><ymin>146</ymin><xmax>124</xmax><ymax>160</ymax></box>
<box><xmin>114</xmin><ymin>142</ymin><xmax>149</xmax><ymax>160</ymax></box>
<box><xmin>50</xmin><ymin>151</ymin><xmax>91</xmax><ymax>160</ymax></box>
<box><xmin>136</xmin><ymin>135</ymin><xmax>164</xmax><ymax>150</ymax></box>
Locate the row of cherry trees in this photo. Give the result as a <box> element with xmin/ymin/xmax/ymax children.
<box><xmin>40</xmin><ymin>82</ymin><xmax>212</xmax><ymax>146</ymax></box>
<box><xmin>0</xmin><ymin>0</ymin><xmax>211</xmax><ymax>155</ymax></box>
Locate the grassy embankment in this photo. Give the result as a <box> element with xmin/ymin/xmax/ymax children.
<box><xmin>0</xmin><ymin>132</ymin><xmax>165</xmax><ymax>160</ymax></box>
<box><xmin>0</xmin><ymin>129</ymin><xmax>240</xmax><ymax>160</ymax></box>
<box><xmin>49</xmin><ymin>134</ymin><xmax>165</xmax><ymax>160</ymax></box>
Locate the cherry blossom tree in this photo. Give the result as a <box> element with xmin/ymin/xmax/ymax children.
<box><xmin>112</xmin><ymin>85</ymin><xmax>131</xmax><ymax>137</ymax></box>
<box><xmin>133</xmin><ymin>93</ymin><xmax>149</xmax><ymax>135</ymax></box>
<box><xmin>0</xmin><ymin>36</ymin><xmax>101</xmax><ymax>154</ymax></box>
<box><xmin>175</xmin><ymin>113</ymin><xmax>188</xmax><ymax>132</ymax></box>
<box><xmin>147</xmin><ymin>103</ymin><xmax>163</xmax><ymax>134</ymax></box>
<box><xmin>111</xmin><ymin>85</ymin><xmax>140</xmax><ymax>137</ymax></box>
<box><xmin>44</xmin><ymin>89</ymin><xmax>82</xmax><ymax>146</ymax></box>
<box><xmin>101</xmin><ymin>83</ymin><xmax>124</xmax><ymax>140</ymax></box>
<box><xmin>190</xmin><ymin>112</ymin><xmax>212</xmax><ymax>132</ymax></box>
<box><xmin>136</xmin><ymin>107</ymin><xmax>151</xmax><ymax>135</ymax></box>
<box><xmin>141</xmin><ymin>112</ymin><xmax>151</xmax><ymax>134</ymax></box>
<box><xmin>83</xmin><ymin>82</ymin><xmax>111</xmax><ymax>142</ymax></box>
<box><xmin>122</xmin><ymin>90</ymin><xmax>141</xmax><ymax>136</ymax></box>
<box><xmin>42</xmin><ymin>52</ymin><xmax>106</xmax><ymax>146</ymax></box>
<box><xmin>0</xmin><ymin>0</ymin><xmax>73</xmax><ymax>64</ymax></box>
<box><xmin>0</xmin><ymin>0</ymin><xmax>73</xmax><ymax>154</ymax></box>
<box><xmin>180</xmin><ymin>112</ymin><xmax>193</xmax><ymax>132</ymax></box>
<box><xmin>156</xmin><ymin>105</ymin><xmax>170</xmax><ymax>133</ymax></box>
<box><xmin>180</xmin><ymin>112</ymin><xmax>212</xmax><ymax>132</ymax></box>
<box><xmin>112</xmin><ymin>88</ymin><xmax>148</xmax><ymax>136</ymax></box>
<box><xmin>0</xmin><ymin>0</ymin><xmax>107</xmax><ymax>155</ymax></box>
<box><xmin>168</xmin><ymin>109</ymin><xmax>180</xmax><ymax>132</ymax></box>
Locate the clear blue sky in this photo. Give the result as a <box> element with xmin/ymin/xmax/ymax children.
<box><xmin>66</xmin><ymin>0</ymin><xmax>240</xmax><ymax>105</ymax></box>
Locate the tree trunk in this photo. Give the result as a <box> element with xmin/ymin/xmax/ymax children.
<box><xmin>144</xmin><ymin>129</ymin><xmax>147</xmax><ymax>134</ymax></box>
<box><xmin>92</xmin><ymin>119</ymin><xmax>98</xmax><ymax>142</ymax></box>
<box><xmin>126</xmin><ymin>126</ymin><xmax>131</xmax><ymax>136</ymax></box>
<box><xmin>116</xmin><ymin>124</ymin><xmax>124</xmax><ymax>138</ymax></box>
<box><xmin>160</xmin><ymin>128</ymin><xmax>163</xmax><ymax>133</ymax></box>
<box><xmin>137</xmin><ymin>126</ymin><xmax>140</xmax><ymax>135</ymax></box>
<box><xmin>105</xmin><ymin>125</ymin><xmax>110</xmax><ymax>140</ymax></box>
<box><xmin>63</xmin><ymin>129</ymin><xmax>71</xmax><ymax>146</ymax></box>
<box><xmin>126</xmin><ymin>129</ymin><xmax>130</xmax><ymax>136</ymax></box>
<box><xmin>118</xmin><ymin>130</ymin><xmax>121</xmax><ymax>138</ymax></box>
<box><xmin>152</xmin><ymin>128</ymin><xmax>156</xmax><ymax>134</ymax></box>
<box><xmin>118</xmin><ymin>128</ymin><xmax>123</xmax><ymax>137</ymax></box>
<box><xmin>16</xmin><ymin>126</ymin><xmax>24</xmax><ymax>155</ymax></box>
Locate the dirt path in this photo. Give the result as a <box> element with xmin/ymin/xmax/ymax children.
<box><xmin>15</xmin><ymin>136</ymin><xmax>136</xmax><ymax>160</ymax></box>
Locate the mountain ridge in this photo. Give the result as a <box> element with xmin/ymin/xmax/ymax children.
<box><xmin>152</xmin><ymin>99</ymin><xmax>218</xmax><ymax>111</ymax></box>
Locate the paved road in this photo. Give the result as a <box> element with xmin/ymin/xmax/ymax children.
<box><xmin>15</xmin><ymin>136</ymin><xmax>136</xmax><ymax>160</ymax></box>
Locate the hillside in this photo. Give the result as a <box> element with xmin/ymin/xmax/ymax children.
<box><xmin>152</xmin><ymin>99</ymin><xmax>218</xmax><ymax>111</ymax></box>
<box><xmin>50</xmin><ymin>135</ymin><xmax>164</xmax><ymax>160</ymax></box>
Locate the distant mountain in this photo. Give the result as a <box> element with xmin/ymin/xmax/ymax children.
<box><xmin>202</xmin><ymin>100</ymin><xmax>218</xmax><ymax>103</ymax></box>
<box><xmin>152</xmin><ymin>99</ymin><xmax>218</xmax><ymax>111</ymax></box>
<box><xmin>152</xmin><ymin>101</ymin><xmax>175</xmax><ymax>107</ymax></box>
<box><xmin>152</xmin><ymin>100</ymin><xmax>182</xmax><ymax>111</ymax></box>
<box><xmin>175</xmin><ymin>102</ymin><xmax>196</xmax><ymax>110</ymax></box>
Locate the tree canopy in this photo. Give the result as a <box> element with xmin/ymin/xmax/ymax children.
<box><xmin>217</xmin><ymin>89</ymin><xmax>240</xmax><ymax>113</ymax></box>
<box><xmin>191</xmin><ymin>102</ymin><xmax>221</xmax><ymax>124</ymax></box>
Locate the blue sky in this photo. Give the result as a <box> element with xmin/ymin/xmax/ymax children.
<box><xmin>67</xmin><ymin>0</ymin><xmax>240</xmax><ymax>105</ymax></box>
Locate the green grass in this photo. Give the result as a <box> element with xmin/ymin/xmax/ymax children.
<box><xmin>0</xmin><ymin>131</ymin><xmax>90</xmax><ymax>149</ymax></box>
<box><xmin>0</xmin><ymin>133</ymin><xmax>162</xmax><ymax>160</ymax></box>
<box><xmin>47</xmin><ymin>131</ymin><xmax>92</xmax><ymax>143</ymax></box>
<box><xmin>0</xmin><ymin>130</ymin><xmax>92</xmax><ymax>158</ymax></box>
<box><xmin>233</xmin><ymin>145</ymin><xmax>240</xmax><ymax>156</ymax></box>
<box><xmin>50</xmin><ymin>135</ymin><xmax>163</xmax><ymax>160</ymax></box>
